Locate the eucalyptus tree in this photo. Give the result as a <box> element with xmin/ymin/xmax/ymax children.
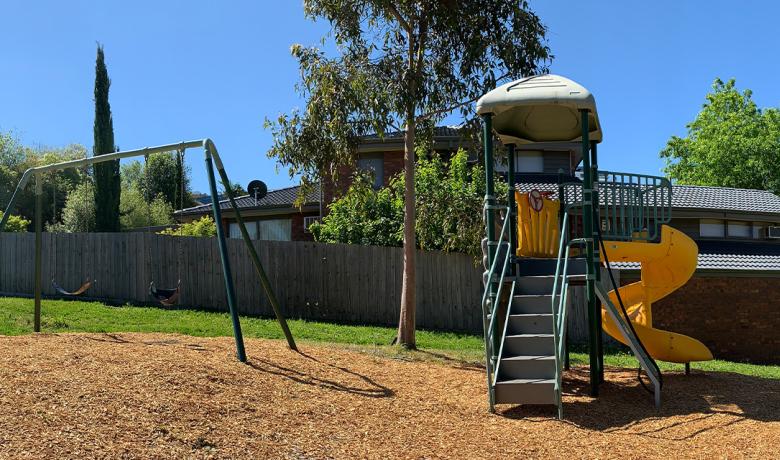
<box><xmin>267</xmin><ymin>1</ymin><xmax>550</xmax><ymax>347</ymax></box>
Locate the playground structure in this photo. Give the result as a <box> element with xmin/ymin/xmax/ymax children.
<box><xmin>477</xmin><ymin>74</ymin><xmax>713</xmax><ymax>418</ymax></box>
<box><xmin>0</xmin><ymin>138</ymin><xmax>298</xmax><ymax>361</ymax></box>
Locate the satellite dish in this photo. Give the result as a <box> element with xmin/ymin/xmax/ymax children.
<box><xmin>247</xmin><ymin>180</ymin><xmax>268</xmax><ymax>200</ymax></box>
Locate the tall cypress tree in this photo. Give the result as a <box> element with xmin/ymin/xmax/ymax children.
<box><xmin>93</xmin><ymin>44</ymin><xmax>120</xmax><ymax>232</ymax></box>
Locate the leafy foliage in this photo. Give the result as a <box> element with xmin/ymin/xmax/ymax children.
<box><xmin>0</xmin><ymin>131</ymin><xmax>89</xmax><ymax>226</ymax></box>
<box><xmin>158</xmin><ymin>215</ymin><xmax>217</xmax><ymax>237</ymax></box>
<box><xmin>312</xmin><ymin>149</ymin><xmax>504</xmax><ymax>255</ymax></box>
<box><xmin>0</xmin><ymin>212</ymin><xmax>30</xmax><ymax>232</ymax></box>
<box><xmin>661</xmin><ymin>78</ymin><xmax>780</xmax><ymax>192</ymax></box>
<box><xmin>267</xmin><ymin>0</ymin><xmax>550</xmax><ymax>345</ymax></box>
<box><xmin>119</xmin><ymin>188</ymin><xmax>174</xmax><ymax>230</ymax></box>
<box><xmin>142</xmin><ymin>152</ymin><xmax>192</xmax><ymax>207</ymax></box>
<box><xmin>48</xmin><ymin>181</ymin><xmax>96</xmax><ymax>233</ymax></box>
<box><xmin>93</xmin><ymin>44</ymin><xmax>121</xmax><ymax>232</ymax></box>
<box><xmin>267</xmin><ymin>1</ymin><xmax>550</xmax><ymax>188</ymax></box>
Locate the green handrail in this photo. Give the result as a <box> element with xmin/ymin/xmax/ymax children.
<box><xmin>481</xmin><ymin>203</ymin><xmax>513</xmax><ymax>413</ymax></box>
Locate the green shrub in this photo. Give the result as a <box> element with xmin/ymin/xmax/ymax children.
<box><xmin>0</xmin><ymin>212</ymin><xmax>30</xmax><ymax>232</ymax></box>
<box><xmin>158</xmin><ymin>215</ymin><xmax>217</xmax><ymax>237</ymax></box>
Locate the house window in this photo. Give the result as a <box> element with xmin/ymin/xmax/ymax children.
<box><xmin>357</xmin><ymin>154</ymin><xmax>384</xmax><ymax>189</ymax></box>
<box><xmin>753</xmin><ymin>222</ymin><xmax>767</xmax><ymax>239</ymax></box>
<box><xmin>258</xmin><ymin>219</ymin><xmax>292</xmax><ymax>241</ymax></box>
<box><xmin>515</xmin><ymin>152</ymin><xmax>544</xmax><ymax>173</ymax></box>
<box><xmin>699</xmin><ymin>219</ymin><xmax>724</xmax><ymax>238</ymax></box>
<box><xmin>229</xmin><ymin>221</ymin><xmax>258</xmax><ymax>240</ymax></box>
<box><xmin>727</xmin><ymin>221</ymin><xmax>751</xmax><ymax>238</ymax></box>
<box><xmin>494</xmin><ymin>151</ymin><xmax>544</xmax><ymax>174</ymax></box>
<box><xmin>303</xmin><ymin>216</ymin><xmax>321</xmax><ymax>233</ymax></box>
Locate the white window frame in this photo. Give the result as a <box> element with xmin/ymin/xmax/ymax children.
<box><xmin>304</xmin><ymin>216</ymin><xmax>321</xmax><ymax>233</ymax></box>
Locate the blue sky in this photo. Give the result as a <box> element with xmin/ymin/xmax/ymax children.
<box><xmin>1</xmin><ymin>1</ymin><xmax>778</xmax><ymax>193</ymax></box>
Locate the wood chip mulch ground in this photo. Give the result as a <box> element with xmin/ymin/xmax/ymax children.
<box><xmin>0</xmin><ymin>333</ymin><xmax>777</xmax><ymax>459</ymax></box>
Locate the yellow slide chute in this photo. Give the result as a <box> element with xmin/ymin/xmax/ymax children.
<box><xmin>600</xmin><ymin>225</ymin><xmax>713</xmax><ymax>363</ymax></box>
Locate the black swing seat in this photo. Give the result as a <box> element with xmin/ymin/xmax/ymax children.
<box><xmin>149</xmin><ymin>280</ymin><xmax>180</xmax><ymax>306</ymax></box>
<box><xmin>51</xmin><ymin>278</ymin><xmax>93</xmax><ymax>297</ymax></box>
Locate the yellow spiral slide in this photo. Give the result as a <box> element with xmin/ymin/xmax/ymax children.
<box><xmin>600</xmin><ymin>225</ymin><xmax>713</xmax><ymax>363</ymax></box>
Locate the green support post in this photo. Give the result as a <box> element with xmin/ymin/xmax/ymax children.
<box><xmin>208</xmin><ymin>142</ymin><xmax>297</xmax><ymax>351</ymax></box>
<box><xmin>580</xmin><ymin>109</ymin><xmax>599</xmax><ymax>397</ymax></box>
<box><xmin>33</xmin><ymin>173</ymin><xmax>42</xmax><ymax>333</ymax></box>
<box><xmin>205</xmin><ymin>150</ymin><xmax>247</xmax><ymax>363</ymax></box>
<box><xmin>482</xmin><ymin>113</ymin><xmax>498</xmax><ymax>361</ymax></box>
<box><xmin>592</xmin><ymin>140</ymin><xmax>604</xmax><ymax>383</ymax></box>
<box><xmin>507</xmin><ymin>143</ymin><xmax>517</xmax><ymax>272</ymax></box>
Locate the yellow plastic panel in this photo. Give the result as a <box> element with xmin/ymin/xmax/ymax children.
<box><xmin>515</xmin><ymin>191</ymin><xmax>560</xmax><ymax>258</ymax></box>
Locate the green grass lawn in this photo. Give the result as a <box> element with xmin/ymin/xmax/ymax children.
<box><xmin>1</xmin><ymin>296</ymin><xmax>778</xmax><ymax>379</ymax></box>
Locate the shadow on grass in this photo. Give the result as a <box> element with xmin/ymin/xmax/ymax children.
<box><xmin>246</xmin><ymin>350</ymin><xmax>395</xmax><ymax>399</ymax></box>
<box><xmin>500</xmin><ymin>367</ymin><xmax>780</xmax><ymax>438</ymax></box>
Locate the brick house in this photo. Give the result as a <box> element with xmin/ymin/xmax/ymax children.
<box><xmin>322</xmin><ymin>126</ymin><xmax>470</xmax><ymax>207</ymax></box>
<box><xmin>175</xmin><ymin>184</ymin><xmax>321</xmax><ymax>242</ymax></box>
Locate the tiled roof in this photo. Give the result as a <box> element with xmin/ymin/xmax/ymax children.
<box><xmin>361</xmin><ymin>126</ymin><xmax>464</xmax><ymax>141</ymax></box>
<box><xmin>609</xmin><ymin>241</ymin><xmax>780</xmax><ymax>272</ymax></box>
<box><xmin>175</xmin><ymin>184</ymin><xmax>319</xmax><ymax>216</ymax></box>
<box><xmin>514</xmin><ymin>176</ymin><xmax>780</xmax><ymax>215</ymax></box>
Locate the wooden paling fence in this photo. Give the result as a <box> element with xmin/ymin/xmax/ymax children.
<box><xmin>0</xmin><ymin>233</ymin><xmax>604</xmax><ymax>340</ymax></box>
<box><xmin>0</xmin><ymin>233</ymin><xmax>485</xmax><ymax>333</ymax></box>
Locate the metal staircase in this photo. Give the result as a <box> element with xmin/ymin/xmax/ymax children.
<box><xmin>481</xmin><ymin>170</ymin><xmax>672</xmax><ymax>418</ymax></box>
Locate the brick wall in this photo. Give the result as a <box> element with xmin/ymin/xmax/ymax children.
<box><xmin>383</xmin><ymin>151</ymin><xmax>404</xmax><ymax>186</ymax></box>
<box><xmin>291</xmin><ymin>212</ymin><xmax>319</xmax><ymax>242</ymax></box>
<box><xmin>621</xmin><ymin>274</ymin><xmax>780</xmax><ymax>364</ymax></box>
<box><xmin>322</xmin><ymin>150</ymin><xmax>404</xmax><ymax>214</ymax></box>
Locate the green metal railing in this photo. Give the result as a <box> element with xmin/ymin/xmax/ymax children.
<box><xmin>597</xmin><ymin>171</ymin><xmax>672</xmax><ymax>241</ymax></box>
<box><xmin>481</xmin><ymin>203</ymin><xmax>515</xmax><ymax>413</ymax></box>
<box><xmin>558</xmin><ymin>171</ymin><xmax>672</xmax><ymax>243</ymax></box>
<box><xmin>550</xmin><ymin>208</ymin><xmax>588</xmax><ymax>420</ymax></box>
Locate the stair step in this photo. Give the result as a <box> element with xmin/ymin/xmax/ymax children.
<box><xmin>498</xmin><ymin>355</ymin><xmax>556</xmax><ymax>380</ymax></box>
<box><xmin>494</xmin><ymin>378</ymin><xmax>556</xmax><ymax>405</ymax></box>
<box><xmin>503</xmin><ymin>334</ymin><xmax>555</xmax><ymax>356</ymax></box>
<box><xmin>508</xmin><ymin>313</ymin><xmax>554</xmax><ymax>334</ymax></box>
<box><xmin>516</xmin><ymin>275</ymin><xmax>556</xmax><ymax>295</ymax></box>
<box><xmin>512</xmin><ymin>295</ymin><xmax>554</xmax><ymax>314</ymax></box>
<box><xmin>516</xmin><ymin>257</ymin><xmax>587</xmax><ymax>276</ymax></box>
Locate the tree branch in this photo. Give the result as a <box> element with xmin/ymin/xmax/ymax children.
<box><xmin>417</xmin><ymin>96</ymin><xmax>479</xmax><ymax>122</ymax></box>
<box><xmin>385</xmin><ymin>2</ymin><xmax>411</xmax><ymax>33</ymax></box>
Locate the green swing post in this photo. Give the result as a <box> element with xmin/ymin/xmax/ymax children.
<box><xmin>580</xmin><ymin>109</ymin><xmax>600</xmax><ymax>396</ymax></box>
<box><xmin>204</xmin><ymin>147</ymin><xmax>247</xmax><ymax>363</ymax></box>
<box><xmin>33</xmin><ymin>173</ymin><xmax>42</xmax><ymax>333</ymax></box>
<box><xmin>206</xmin><ymin>140</ymin><xmax>297</xmax><ymax>351</ymax></box>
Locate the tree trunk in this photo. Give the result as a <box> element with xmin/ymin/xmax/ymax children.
<box><xmin>396</xmin><ymin>116</ymin><xmax>416</xmax><ymax>348</ymax></box>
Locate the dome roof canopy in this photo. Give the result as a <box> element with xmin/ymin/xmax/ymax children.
<box><xmin>476</xmin><ymin>74</ymin><xmax>602</xmax><ymax>145</ymax></box>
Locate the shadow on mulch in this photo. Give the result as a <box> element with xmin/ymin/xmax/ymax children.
<box><xmin>500</xmin><ymin>367</ymin><xmax>780</xmax><ymax>436</ymax></box>
<box><xmin>413</xmin><ymin>349</ymin><xmax>484</xmax><ymax>372</ymax></box>
<box><xmin>246</xmin><ymin>351</ymin><xmax>395</xmax><ymax>399</ymax></box>
<box><xmin>79</xmin><ymin>333</ymin><xmax>208</xmax><ymax>351</ymax></box>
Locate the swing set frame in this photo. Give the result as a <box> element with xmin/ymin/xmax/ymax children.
<box><xmin>0</xmin><ymin>138</ymin><xmax>297</xmax><ymax>362</ymax></box>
